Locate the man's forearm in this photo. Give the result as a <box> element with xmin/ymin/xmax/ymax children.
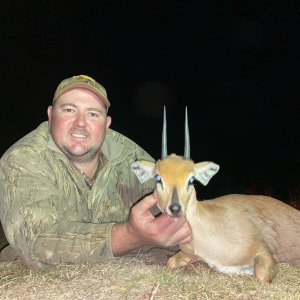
<box><xmin>32</xmin><ymin>221</ymin><xmax>114</xmax><ymax>266</ymax></box>
<box><xmin>111</xmin><ymin>222</ymin><xmax>145</xmax><ymax>256</ymax></box>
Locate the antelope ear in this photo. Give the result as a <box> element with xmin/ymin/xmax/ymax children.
<box><xmin>194</xmin><ymin>162</ymin><xmax>220</xmax><ymax>186</ymax></box>
<box><xmin>131</xmin><ymin>161</ymin><xmax>156</xmax><ymax>183</ymax></box>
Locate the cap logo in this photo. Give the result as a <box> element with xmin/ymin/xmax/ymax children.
<box><xmin>73</xmin><ymin>75</ymin><xmax>97</xmax><ymax>87</ymax></box>
<box><xmin>73</xmin><ymin>75</ymin><xmax>96</xmax><ymax>84</ymax></box>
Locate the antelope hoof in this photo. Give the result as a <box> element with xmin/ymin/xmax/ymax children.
<box><xmin>167</xmin><ymin>251</ymin><xmax>193</xmax><ymax>269</ymax></box>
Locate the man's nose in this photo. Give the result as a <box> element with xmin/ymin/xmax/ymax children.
<box><xmin>74</xmin><ymin>113</ymin><xmax>87</xmax><ymax>127</ymax></box>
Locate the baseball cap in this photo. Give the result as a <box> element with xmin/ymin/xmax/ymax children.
<box><xmin>53</xmin><ymin>75</ymin><xmax>110</xmax><ymax>109</ymax></box>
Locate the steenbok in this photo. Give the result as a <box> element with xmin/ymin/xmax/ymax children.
<box><xmin>131</xmin><ymin>107</ymin><xmax>300</xmax><ymax>283</ymax></box>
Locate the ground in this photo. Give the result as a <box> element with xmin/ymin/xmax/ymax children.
<box><xmin>1</xmin><ymin>253</ymin><xmax>300</xmax><ymax>299</ymax></box>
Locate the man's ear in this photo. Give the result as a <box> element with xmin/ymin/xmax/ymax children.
<box><xmin>47</xmin><ymin>106</ymin><xmax>53</xmax><ymax>127</ymax></box>
<box><xmin>106</xmin><ymin>116</ymin><xmax>112</xmax><ymax>129</ymax></box>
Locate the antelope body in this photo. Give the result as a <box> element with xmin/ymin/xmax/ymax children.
<box><xmin>131</xmin><ymin>108</ymin><xmax>300</xmax><ymax>283</ymax></box>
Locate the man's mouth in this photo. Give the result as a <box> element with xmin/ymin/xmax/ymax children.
<box><xmin>71</xmin><ymin>133</ymin><xmax>87</xmax><ymax>138</ymax></box>
<box><xmin>70</xmin><ymin>130</ymin><xmax>89</xmax><ymax>139</ymax></box>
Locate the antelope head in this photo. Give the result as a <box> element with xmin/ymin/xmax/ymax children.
<box><xmin>131</xmin><ymin>107</ymin><xmax>220</xmax><ymax>218</ymax></box>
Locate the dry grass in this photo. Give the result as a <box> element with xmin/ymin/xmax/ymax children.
<box><xmin>1</xmin><ymin>255</ymin><xmax>300</xmax><ymax>300</ymax></box>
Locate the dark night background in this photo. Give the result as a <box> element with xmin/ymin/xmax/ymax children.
<box><xmin>1</xmin><ymin>1</ymin><xmax>299</xmax><ymax>205</ymax></box>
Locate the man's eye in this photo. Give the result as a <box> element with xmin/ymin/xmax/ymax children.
<box><xmin>89</xmin><ymin>112</ymin><xmax>99</xmax><ymax>117</ymax></box>
<box><xmin>63</xmin><ymin>108</ymin><xmax>74</xmax><ymax>113</ymax></box>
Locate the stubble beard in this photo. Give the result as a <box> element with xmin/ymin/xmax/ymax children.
<box><xmin>62</xmin><ymin>145</ymin><xmax>101</xmax><ymax>163</ymax></box>
<box><xmin>51</xmin><ymin>126</ymin><xmax>103</xmax><ymax>163</ymax></box>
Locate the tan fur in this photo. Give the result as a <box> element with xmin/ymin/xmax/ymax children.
<box><xmin>131</xmin><ymin>154</ymin><xmax>300</xmax><ymax>283</ymax></box>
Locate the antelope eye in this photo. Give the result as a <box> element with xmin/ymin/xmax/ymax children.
<box><xmin>155</xmin><ymin>174</ymin><xmax>162</xmax><ymax>184</ymax></box>
<box><xmin>188</xmin><ymin>176</ymin><xmax>195</xmax><ymax>185</ymax></box>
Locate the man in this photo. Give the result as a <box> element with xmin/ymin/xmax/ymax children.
<box><xmin>0</xmin><ymin>75</ymin><xmax>191</xmax><ymax>268</ymax></box>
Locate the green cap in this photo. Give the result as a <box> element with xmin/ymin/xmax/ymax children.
<box><xmin>53</xmin><ymin>75</ymin><xmax>110</xmax><ymax>109</ymax></box>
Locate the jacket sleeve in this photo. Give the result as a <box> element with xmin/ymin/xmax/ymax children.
<box><xmin>0</xmin><ymin>149</ymin><xmax>115</xmax><ymax>268</ymax></box>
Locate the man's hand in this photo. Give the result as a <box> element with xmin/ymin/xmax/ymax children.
<box><xmin>111</xmin><ymin>193</ymin><xmax>192</xmax><ymax>256</ymax></box>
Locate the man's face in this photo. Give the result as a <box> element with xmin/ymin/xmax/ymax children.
<box><xmin>47</xmin><ymin>88</ymin><xmax>111</xmax><ymax>163</ymax></box>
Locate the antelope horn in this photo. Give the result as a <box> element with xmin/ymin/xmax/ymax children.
<box><xmin>161</xmin><ymin>106</ymin><xmax>167</xmax><ymax>159</ymax></box>
<box><xmin>184</xmin><ymin>106</ymin><xmax>190</xmax><ymax>159</ymax></box>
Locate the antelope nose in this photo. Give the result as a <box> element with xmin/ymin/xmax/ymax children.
<box><xmin>169</xmin><ymin>203</ymin><xmax>181</xmax><ymax>215</ymax></box>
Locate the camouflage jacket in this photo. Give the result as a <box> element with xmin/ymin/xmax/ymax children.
<box><xmin>0</xmin><ymin>122</ymin><xmax>155</xmax><ymax>268</ymax></box>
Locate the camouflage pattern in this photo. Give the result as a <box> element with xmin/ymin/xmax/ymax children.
<box><xmin>0</xmin><ymin>122</ymin><xmax>155</xmax><ymax>268</ymax></box>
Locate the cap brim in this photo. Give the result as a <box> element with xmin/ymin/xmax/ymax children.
<box><xmin>54</xmin><ymin>83</ymin><xmax>110</xmax><ymax>109</ymax></box>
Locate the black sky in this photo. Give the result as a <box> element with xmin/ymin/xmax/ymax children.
<box><xmin>1</xmin><ymin>1</ymin><xmax>299</xmax><ymax>200</ymax></box>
